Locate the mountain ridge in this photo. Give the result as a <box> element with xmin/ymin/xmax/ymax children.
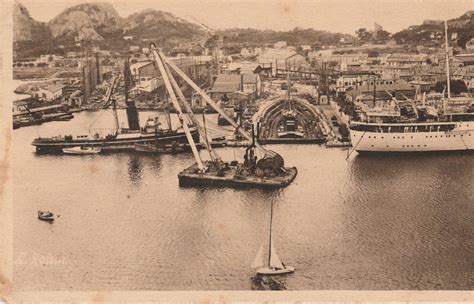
<box><xmin>13</xmin><ymin>1</ymin><xmax>474</xmax><ymax>59</ymax></box>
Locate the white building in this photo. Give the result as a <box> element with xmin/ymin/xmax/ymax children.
<box><xmin>274</xmin><ymin>41</ymin><xmax>288</xmax><ymax>49</ymax></box>
<box><xmin>34</xmin><ymin>84</ymin><xmax>65</xmax><ymax>101</ymax></box>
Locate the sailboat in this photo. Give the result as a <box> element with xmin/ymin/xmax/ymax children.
<box><xmin>252</xmin><ymin>202</ymin><xmax>294</xmax><ymax>275</ymax></box>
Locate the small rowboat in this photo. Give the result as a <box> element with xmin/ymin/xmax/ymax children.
<box><xmin>38</xmin><ymin>211</ymin><xmax>54</xmax><ymax>221</ymax></box>
<box><xmin>63</xmin><ymin>146</ymin><xmax>101</xmax><ymax>155</ymax></box>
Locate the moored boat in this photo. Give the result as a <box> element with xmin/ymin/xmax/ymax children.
<box><xmin>63</xmin><ymin>146</ymin><xmax>102</xmax><ymax>155</ymax></box>
<box><xmin>38</xmin><ymin>211</ymin><xmax>54</xmax><ymax>221</ymax></box>
<box><xmin>348</xmin><ymin>20</ymin><xmax>474</xmax><ymax>154</ymax></box>
<box><xmin>135</xmin><ymin>141</ymin><xmax>186</xmax><ymax>154</ymax></box>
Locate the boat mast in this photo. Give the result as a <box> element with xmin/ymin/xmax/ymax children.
<box><xmin>151</xmin><ymin>48</ymin><xmax>205</xmax><ymax>171</ymax></box>
<box><xmin>105</xmin><ymin>73</ymin><xmax>120</xmax><ymax>131</ymax></box>
<box><xmin>268</xmin><ymin>201</ymin><xmax>273</xmax><ymax>268</ymax></box>
<box><xmin>444</xmin><ymin>20</ymin><xmax>451</xmax><ymax>99</ymax></box>
<box><xmin>111</xmin><ymin>75</ymin><xmax>120</xmax><ymax>132</ymax></box>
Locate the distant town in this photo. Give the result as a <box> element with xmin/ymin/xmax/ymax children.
<box><xmin>12</xmin><ymin>2</ymin><xmax>474</xmax><ymax>138</ymax></box>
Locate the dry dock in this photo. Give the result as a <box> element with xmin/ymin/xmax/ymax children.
<box><xmin>255</xmin><ymin>95</ymin><xmax>327</xmax><ymax>144</ymax></box>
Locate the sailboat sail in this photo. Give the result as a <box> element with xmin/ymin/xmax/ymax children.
<box><xmin>269</xmin><ymin>239</ymin><xmax>284</xmax><ymax>269</ymax></box>
<box><xmin>251</xmin><ymin>244</ymin><xmax>265</xmax><ymax>269</ymax></box>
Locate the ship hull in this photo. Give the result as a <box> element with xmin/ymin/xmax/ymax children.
<box><xmin>178</xmin><ymin>163</ymin><xmax>298</xmax><ymax>189</ymax></box>
<box><xmin>32</xmin><ymin>129</ymin><xmax>200</xmax><ymax>154</ymax></box>
<box><xmin>349</xmin><ymin>122</ymin><xmax>474</xmax><ymax>153</ymax></box>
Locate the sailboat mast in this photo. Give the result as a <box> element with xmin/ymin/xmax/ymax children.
<box><xmin>268</xmin><ymin>201</ymin><xmax>273</xmax><ymax>268</ymax></box>
<box><xmin>444</xmin><ymin>20</ymin><xmax>451</xmax><ymax>99</ymax></box>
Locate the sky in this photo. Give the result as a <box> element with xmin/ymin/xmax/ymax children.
<box><xmin>18</xmin><ymin>0</ymin><xmax>474</xmax><ymax>34</ymax></box>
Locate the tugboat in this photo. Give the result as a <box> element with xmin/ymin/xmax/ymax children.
<box><xmin>149</xmin><ymin>46</ymin><xmax>297</xmax><ymax>189</ymax></box>
<box><xmin>31</xmin><ymin>60</ymin><xmax>199</xmax><ymax>154</ymax></box>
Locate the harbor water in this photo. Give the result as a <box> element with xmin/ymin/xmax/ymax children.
<box><xmin>12</xmin><ymin>110</ymin><xmax>473</xmax><ymax>290</ymax></box>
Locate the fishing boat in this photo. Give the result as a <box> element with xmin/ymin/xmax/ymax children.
<box><xmin>63</xmin><ymin>146</ymin><xmax>102</xmax><ymax>155</ymax></box>
<box><xmin>38</xmin><ymin>211</ymin><xmax>54</xmax><ymax>222</ymax></box>
<box><xmin>252</xmin><ymin>202</ymin><xmax>294</xmax><ymax>275</ymax></box>
<box><xmin>146</xmin><ymin>46</ymin><xmax>297</xmax><ymax>189</ymax></box>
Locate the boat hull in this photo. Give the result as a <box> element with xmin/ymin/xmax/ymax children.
<box><xmin>349</xmin><ymin>122</ymin><xmax>474</xmax><ymax>153</ymax></box>
<box><xmin>256</xmin><ymin>266</ymin><xmax>295</xmax><ymax>275</ymax></box>
<box><xmin>63</xmin><ymin>147</ymin><xmax>102</xmax><ymax>155</ymax></box>
<box><xmin>32</xmin><ymin>129</ymin><xmax>200</xmax><ymax>154</ymax></box>
<box><xmin>134</xmin><ymin>143</ymin><xmax>186</xmax><ymax>154</ymax></box>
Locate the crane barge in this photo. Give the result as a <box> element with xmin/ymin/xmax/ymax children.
<box><xmin>150</xmin><ymin>45</ymin><xmax>297</xmax><ymax>189</ymax></box>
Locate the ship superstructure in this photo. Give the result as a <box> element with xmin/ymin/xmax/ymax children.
<box><xmin>348</xmin><ymin>20</ymin><xmax>474</xmax><ymax>154</ymax></box>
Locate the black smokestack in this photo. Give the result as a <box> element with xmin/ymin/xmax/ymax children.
<box><xmin>124</xmin><ymin>59</ymin><xmax>140</xmax><ymax>130</ymax></box>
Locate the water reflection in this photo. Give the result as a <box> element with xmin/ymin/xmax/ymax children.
<box><xmin>127</xmin><ymin>155</ymin><xmax>143</xmax><ymax>185</ymax></box>
<box><xmin>12</xmin><ymin>110</ymin><xmax>474</xmax><ymax>290</ymax></box>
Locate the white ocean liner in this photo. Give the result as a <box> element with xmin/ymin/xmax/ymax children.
<box><xmin>350</xmin><ymin>120</ymin><xmax>474</xmax><ymax>153</ymax></box>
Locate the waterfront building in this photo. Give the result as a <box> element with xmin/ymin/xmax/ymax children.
<box><xmin>130</xmin><ymin>61</ymin><xmax>157</xmax><ymax>84</ymax></box>
<box><xmin>223</xmin><ymin>62</ymin><xmax>264</xmax><ymax>75</ymax></box>
<box><xmin>34</xmin><ymin>84</ymin><xmax>65</xmax><ymax>102</ymax></box>
<box><xmin>210</xmin><ymin>74</ymin><xmax>262</xmax><ymax>100</ymax></box>
<box><xmin>258</xmin><ymin>49</ymin><xmax>306</xmax><ymax>76</ymax></box>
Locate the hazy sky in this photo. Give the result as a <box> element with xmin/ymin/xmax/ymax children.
<box><xmin>18</xmin><ymin>0</ymin><xmax>474</xmax><ymax>34</ymax></box>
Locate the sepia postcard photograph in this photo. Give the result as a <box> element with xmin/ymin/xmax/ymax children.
<box><xmin>0</xmin><ymin>0</ymin><xmax>473</xmax><ymax>302</ymax></box>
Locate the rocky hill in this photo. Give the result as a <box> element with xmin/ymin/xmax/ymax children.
<box><xmin>13</xmin><ymin>1</ymin><xmax>206</xmax><ymax>58</ymax></box>
<box><xmin>13</xmin><ymin>2</ymin><xmax>50</xmax><ymax>42</ymax></box>
<box><xmin>392</xmin><ymin>10</ymin><xmax>474</xmax><ymax>48</ymax></box>
<box><xmin>48</xmin><ymin>2</ymin><xmax>123</xmax><ymax>41</ymax></box>
<box><xmin>123</xmin><ymin>9</ymin><xmax>204</xmax><ymax>45</ymax></box>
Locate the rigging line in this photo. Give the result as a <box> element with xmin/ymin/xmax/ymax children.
<box><xmin>345</xmin><ymin>131</ymin><xmax>366</xmax><ymax>160</ymax></box>
<box><xmin>87</xmin><ymin>109</ymin><xmax>114</xmax><ymax>132</ymax></box>
<box><xmin>459</xmin><ymin>132</ymin><xmax>469</xmax><ymax>150</ymax></box>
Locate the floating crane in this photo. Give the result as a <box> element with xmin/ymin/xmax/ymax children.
<box><xmin>150</xmin><ymin>44</ymin><xmax>297</xmax><ymax>188</ymax></box>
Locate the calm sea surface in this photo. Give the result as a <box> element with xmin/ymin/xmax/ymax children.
<box><xmin>12</xmin><ymin>110</ymin><xmax>473</xmax><ymax>290</ymax></box>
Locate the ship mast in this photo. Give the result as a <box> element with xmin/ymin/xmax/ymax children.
<box><xmin>444</xmin><ymin>20</ymin><xmax>451</xmax><ymax>99</ymax></box>
<box><xmin>268</xmin><ymin>201</ymin><xmax>273</xmax><ymax>268</ymax></box>
<box><xmin>103</xmin><ymin>73</ymin><xmax>120</xmax><ymax>131</ymax></box>
<box><xmin>111</xmin><ymin>79</ymin><xmax>120</xmax><ymax>131</ymax></box>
